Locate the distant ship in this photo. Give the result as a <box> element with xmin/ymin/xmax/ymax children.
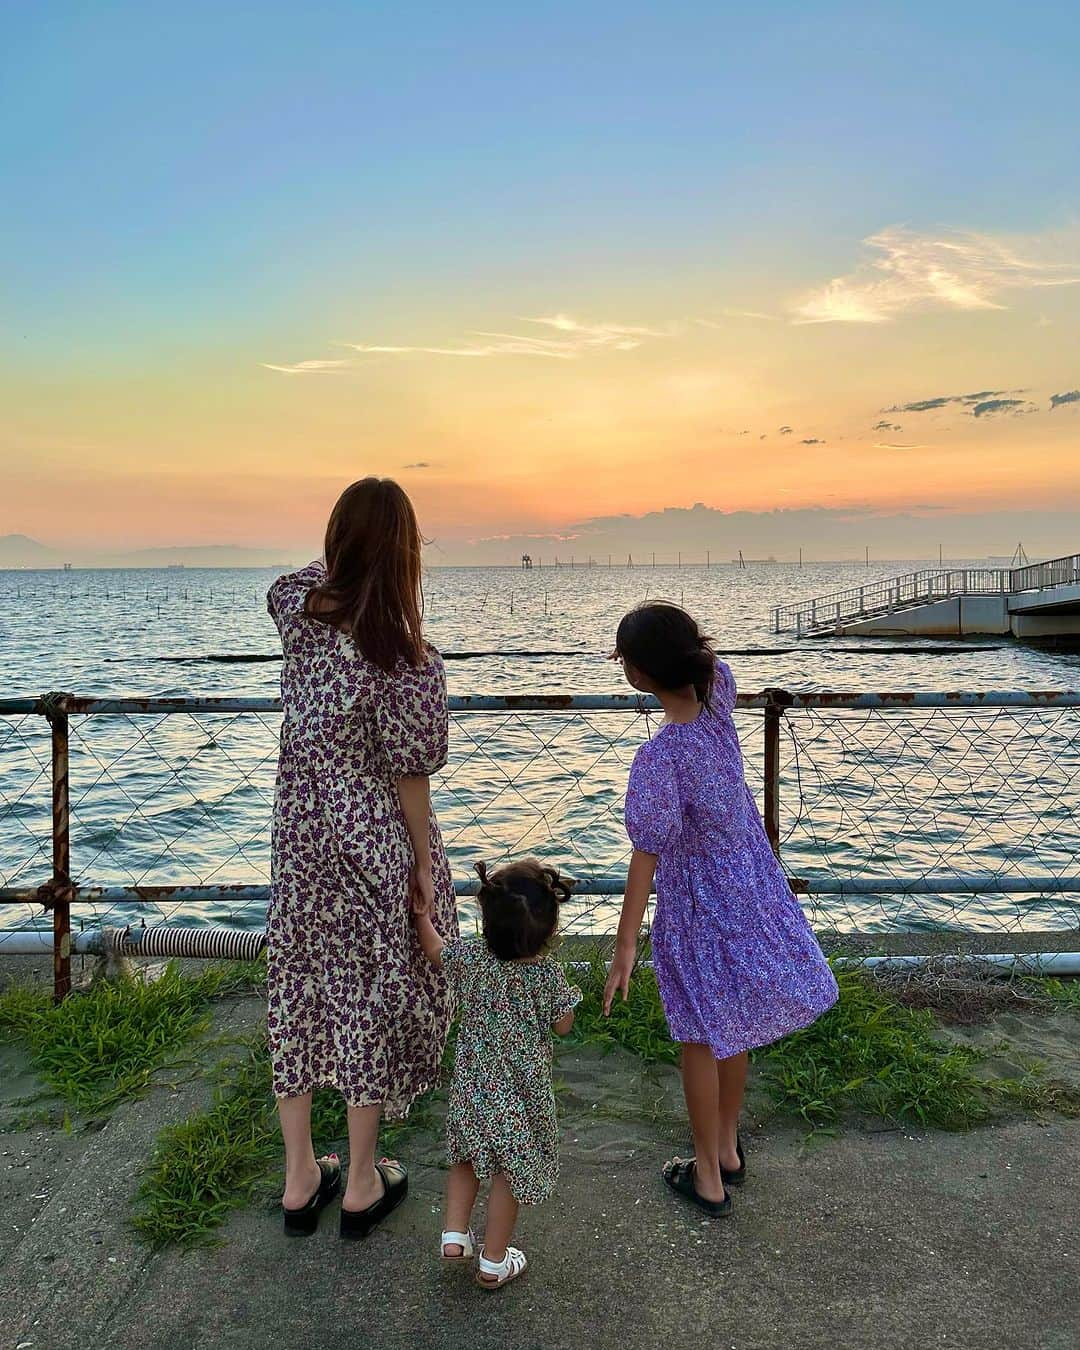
<box><xmin>167</xmin><ymin>563</ymin><xmax>186</xmax><ymax>570</ymax></box>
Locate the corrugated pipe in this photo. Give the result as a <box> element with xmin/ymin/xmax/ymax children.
<box><xmin>0</xmin><ymin>926</ymin><xmax>1078</xmax><ymax>976</ymax></box>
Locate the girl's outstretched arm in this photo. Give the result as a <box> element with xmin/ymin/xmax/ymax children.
<box><xmin>603</xmin><ymin>848</ymin><xmax>657</xmax><ymax>1015</ymax></box>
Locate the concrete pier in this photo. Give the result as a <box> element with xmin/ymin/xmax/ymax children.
<box><xmin>774</xmin><ymin>553</ymin><xmax>1080</xmax><ymax>640</ymax></box>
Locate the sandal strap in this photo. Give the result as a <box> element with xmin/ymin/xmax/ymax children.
<box><xmin>441</xmin><ymin>1230</ymin><xmax>474</xmax><ymax>1254</ymax></box>
<box><xmin>479</xmin><ymin>1245</ymin><xmax>525</xmax><ymax>1277</ymax></box>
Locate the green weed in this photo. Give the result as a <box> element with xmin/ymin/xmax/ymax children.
<box><xmin>0</xmin><ymin>961</ymin><xmax>259</xmax><ymax>1116</ymax></box>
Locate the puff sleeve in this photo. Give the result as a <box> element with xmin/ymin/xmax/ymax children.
<box><xmin>373</xmin><ymin>647</ymin><xmax>449</xmax><ymax>777</ymax></box>
<box><xmin>624</xmin><ymin>741</ymin><xmax>682</xmax><ymax>855</ymax></box>
<box><xmin>266</xmin><ymin>560</ymin><xmax>326</xmax><ymax>628</ymax></box>
<box><xmin>545</xmin><ymin>961</ymin><xmax>583</xmax><ymax>1023</ymax></box>
<box><xmin>712</xmin><ymin>658</ymin><xmax>737</xmax><ymax>712</ymax></box>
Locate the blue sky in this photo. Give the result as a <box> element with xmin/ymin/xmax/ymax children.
<box><xmin>3</xmin><ymin>2</ymin><xmax>1078</xmax><ymax>557</ymax></box>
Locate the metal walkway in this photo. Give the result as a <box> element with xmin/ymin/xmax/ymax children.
<box><xmin>773</xmin><ymin>552</ymin><xmax>1080</xmax><ymax>636</ymax></box>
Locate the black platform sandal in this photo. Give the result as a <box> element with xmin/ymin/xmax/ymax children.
<box><xmin>662</xmin><ymin>1157</ymin><xmax>732</xmax><ymax>1217</ymax></box>
<box><xmin>722</xmin><ymin>1135</ymin><xmax>747</xmax><ymax>1188</ymax></box>
<box><xmin>339</xmin><ymin>1159</ymin><xmax>408</xmax><ymax>1241</ymax></box>
<box><xmin>282</xmin><ymin>1155</ymin><xmax>341</xmax><ymax>1237</ymax></box>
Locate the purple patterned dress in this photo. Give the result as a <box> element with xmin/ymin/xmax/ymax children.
<box><xmin>266</xmin><ymin>562</ymin><xmax>457</xmax><ymax>1117</ymax></box>
<box><xmin>626</xmin><ymin>660</ymin><xmax>837</xmax><ymax>1058</ymax></box>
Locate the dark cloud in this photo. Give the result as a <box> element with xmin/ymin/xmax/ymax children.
<box><xmin>778</xmin><ymin>425</ymin><xmax>793</xmax><ymax>434</ymax></box>
<box><xmin>873</xmin><ymin>420</ymin><xmax>902</xmax><ymax>432</ymax></box>
<box><xmin>800</xmin><ymin>437</ymin><xmax>824</xmax><ymax>444</ymax></box>
<box><xmin>885</xmin><ymin>390</ymin><xmax>1010</xmax><ymax>414</ymax></box>
<box><xmin>971</xmin><ymin>399</ymin><xmax>1032</xmax><ymax>418</ymax></box>
<box><xmin>1050</xmin><ymin>389</ymin><xmax>1080</xmax><ymax>409</ymax></box>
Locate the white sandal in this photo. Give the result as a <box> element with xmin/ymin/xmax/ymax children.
<box><xmin>476</xmin><ymin>1244</ymin><xmax>528</xmax><ymax>1289</ymax></box>
<box><xmin>440</xmin><ymin>1229</ymin><xmax>476</xmax><ymax>1262</ymax></box>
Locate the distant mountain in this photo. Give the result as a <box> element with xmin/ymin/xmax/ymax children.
<box><xmin>94</xmin><ymin>544</ymin><xmax>308</xmax><ymax>569</ymax></box>
<box><xmin>0</xmin><ymin>536</ymin><xmax>307</xmax><ymax>570</ymax></box>
<box><xmin>0</xmin><ymin>534</ymin><xmax>63</xmax><ymax>567</ymax></box>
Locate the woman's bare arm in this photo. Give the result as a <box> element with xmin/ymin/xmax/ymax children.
<box><xmin>412</xmin><ymin>904</ymin><xmax>445</xmax><ymax>967</ymax></box>
<box><xmin>396</xmin><ymin>774</ymin><xmax>434</xmax><ymax>910</ymax></box>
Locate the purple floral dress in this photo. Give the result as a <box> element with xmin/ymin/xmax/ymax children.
<box><xmin>626</xmin><ymin>660</ymin><xmax>838</xmax><ymax>1059</ymax></box>
<box><xmin>266</xmin><ymin>562</ymin><xmax>457</xmax><ymax>1117</ymax></box>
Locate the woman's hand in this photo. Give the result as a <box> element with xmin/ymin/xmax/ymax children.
<box><xmin>410</xmin><ymin>861</ymin><xmax>434</xmax><ymax>916</ymax></box>
<box><xmin>602</xmin><ymin>940</ymin><xmax>636</xmax><ymax>1016</ymax></box>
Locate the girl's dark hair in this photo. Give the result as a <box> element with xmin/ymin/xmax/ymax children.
<box><xmin>305</xmin><ymin>477</ymin><xmax>426</xmax><ymax>671</ymax></box>
<box><xmin>474</xmin><ymin>858</ymin><xmax>572</xmax><ymax>961</ymax></box>
<box><xmin>615</xmin><ymin>602</ymin><xmax>716</xmax><ymax>705</ymax></box>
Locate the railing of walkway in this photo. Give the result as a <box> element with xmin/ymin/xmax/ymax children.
<box><xmin>774</xmin><ymin>551</ymin><xmax>1080</xmax><ymax>634</ymax></box>
<box><xmin>1</xmin><ymin>690</ymin><xmax>1078</xmax><ymax>1000</ymax></box>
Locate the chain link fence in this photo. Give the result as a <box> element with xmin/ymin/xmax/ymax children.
<box><xmin>1</xmin><ymin>691</ymin><xmax>1078</xmax><ymax>998</ymax></box>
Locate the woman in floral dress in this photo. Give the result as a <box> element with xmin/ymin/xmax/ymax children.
<box><xmin>267</xmin><ymin>477</ymin><xmax>457</xmax><ymax>1238</ymax></box>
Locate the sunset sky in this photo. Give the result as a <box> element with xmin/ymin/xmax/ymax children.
<box><xmin>3</xmin><ymin>2</ymin><xmax>1079</xmax><ymax>563</ymax></box>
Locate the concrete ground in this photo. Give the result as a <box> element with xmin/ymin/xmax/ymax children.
<box><xmin>1</xmin><ymin>957</ymin><xmax>1078</xmax><ymax>1350</ymax></box>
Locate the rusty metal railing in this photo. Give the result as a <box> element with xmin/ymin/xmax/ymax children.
<box><xmin>1</xmin><ymin>689</ymin><xmax>1079</xmax><ymax>1001</ymax></box>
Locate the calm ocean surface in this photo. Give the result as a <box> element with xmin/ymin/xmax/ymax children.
<box><xmin>1</xmin><ymin>561</ymin><xmax>1078</xmax><ymax>936</ymax></box>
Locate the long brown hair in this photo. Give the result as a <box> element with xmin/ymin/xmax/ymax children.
<box><xmin>305</xmin><ymin>477</ymin><xmax>426</xmax><ymax>670</ymax></box>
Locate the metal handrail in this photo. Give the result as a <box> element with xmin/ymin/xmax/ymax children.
<box><xmin>773</xmin><ymin>568</ymin><xmax>1011</xmax><ymax>633</ymax></box>
<box><xmin>3</xmin><ymin>690</ymin><xmax>1080</xmax><ymax>716</ymax></box>
<box><xmin>1011</xmin><ymin>552</ymin><xmax>1080</xmax><ymax>593</ymax></box>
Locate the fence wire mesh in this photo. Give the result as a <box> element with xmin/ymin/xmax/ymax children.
<box><xmin>0</xmin><ymin>695</ymin><xmax>1078</xmax><ymax>943</ymax></box>
<box><xmin>0</xmin><ymin>711</ymin><xmax>53</xmax><ymax>933</ymax></box>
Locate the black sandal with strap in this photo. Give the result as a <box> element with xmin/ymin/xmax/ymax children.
<box><xmin>662</xmin><ymin>1157</ymin><xmax>733</xmax><ymax>1217</ymax></box>
<box><xmin>339</xmin><ymin>1159</ymin><xmax>408</xmax><ymax>1241</ymax></box>
<box><xmin>722</xmin><ymin>1134</ymin><xmax>747</xmax><ymax>1188</ymax></box>
<box><xmin>282</xmin><ymin>1156</ymin><xmax>341</xmax><ymax>1237</ymax></box>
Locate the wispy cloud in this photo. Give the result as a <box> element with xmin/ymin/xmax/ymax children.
<box><xmin>1050</xmin><ymin>389</ymin><xmax>1080</xmax><ymax>409</ymax></box>
<box><xmin>259</xmin><ymin>359</ymin><xmax>351</xmax><ymax>374</ymax></box>
<box><xmin>695</xmin><ymin>309</ymin><xmax>777</xmax><ymax>326</ymax></box>
<box><xmin>885</xmin><ymin>390</ymin><xmax>1014</xmax><ymax>414</ymax></box>
<box><xmin>800</xmin><ymin>437</ymin><xmax>824</xmax><ymax>445</ymax></box>
<box><xmin>873</xmin><ymin>420</ymin><xmax>903</xmax><ymax>431</ymax></box>
<box><xmin>971</xmin><ymin>397</ymin><xmax>1033</xmax><ymax>418</ymax></box>
<box><xmin>343</xmin><ymin>314</ymin><xmax>672</xmax><ymax>361</ymax></box>
<box><xmin>873</xmin><ymin>442</ymin><xmax>928</xmax><ymax>450</ymax></box>
<box><xmin>793</xmin><ymin>227</ymin><xmax>1080</xmax><ymax>324</ymax></box>
<box><xmin>778</xmin><ymin>425</ymin><xmax>793</xmax><ymax>435</ymax></box>
<box><xmin>401</xmin><ymin>461</ymin><xmax>433</xmax><ymax>469</ymax></box>
<box><xmin>263</xmin><ymin>314</ymin><xmax>672</xmax><ymax>374</ymax></box>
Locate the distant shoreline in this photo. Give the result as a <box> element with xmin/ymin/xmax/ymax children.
<box><xmin>0</xmin><ymin>556</ymin><xmax>1019</xmax><ymax>575</ymax></box>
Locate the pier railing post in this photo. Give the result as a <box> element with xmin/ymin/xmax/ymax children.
<box><xmin>37</xmin><ymin>693</ymin><xmax>73</xmax><ymax>1001</ymax></box>
<box><xmin>762</xmin><ymin>689</ymin><xmax>794</xmax><ymax>859</ymax></box>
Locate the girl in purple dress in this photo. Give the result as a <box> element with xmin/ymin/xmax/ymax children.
<box><xmin>603</xmin><ymin>603</ymin><xmax>837</xmax><ymax>1217</ymax></box>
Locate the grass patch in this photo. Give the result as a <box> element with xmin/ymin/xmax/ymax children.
<box><xmin>0</xmin><ymin>961</ymin><xmax>261</xmax><ymax>1116</ymax></box>
<box><xmin>132</xmin><ymin>1036</ymin><xmax>280</xmax><ymax>1248</ymax></box>
<box><xmin>753</xmin><ymin>967</ymin><xmax>993</xmax><ymax>1129</ymax></box>
<box><xmin>570</xmin><ymin>958</ymin><xmax>1078</xmax><ymax>1131</ymax></box>
<box><xmin>1030</xmin><ymin>977</ymin><xmax>1080</xmax><ymax>1013</ymax></box>
<box><xmin>570</xmin><ymin>958</ymin><xmax>679</xmax><ymax>1066</ymax></box>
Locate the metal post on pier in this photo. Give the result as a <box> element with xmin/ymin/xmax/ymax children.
<box><xmin>762</xmin><ymin>688</ymin><xmax>793</xmax><ymax>859</ymax></box>
<box><xmin>38</xmin><ymin>694</ymin><xmax>73</xmax><ymax>1001</ymax></box>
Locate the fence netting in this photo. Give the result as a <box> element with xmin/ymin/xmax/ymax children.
<box><xmin>0</xmin><ymin>699</ymin><xmax>1077</xmax><ymax>942</ymax></box>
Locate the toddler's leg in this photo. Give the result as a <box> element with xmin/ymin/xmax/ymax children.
<box><xmin>480</xmin><ymin>1173</ymin><xmax>520</xmax><ymax>1268</ymax></box>
<box><xmin>716</xmin><ymin>1050</ymin><xmax>748</xmax><ymax>1172</ymax></box>
<box><xmin>680</xmin><ymin>1042</ymin><xmax>726</xmax><ymax>1203</ymax></box>
<box><xmin>444</xmin><ymin>1162</ymin><xmax>480</xmax><ymax>1256</ymax></box>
